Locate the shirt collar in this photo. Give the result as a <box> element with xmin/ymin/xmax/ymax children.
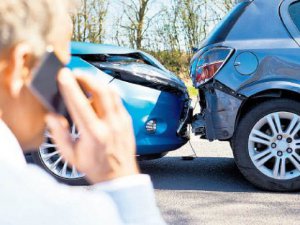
<box><xmin>0</xmin><ymin>120</ymin><xmax>27</xmax><ymax>168</ymax></box>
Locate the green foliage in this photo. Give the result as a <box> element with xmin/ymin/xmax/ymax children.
<box><xmin>147</xmin><ymin>50</ymin><xmax>192</xmax><ymax>80</ymax></box>
<box><xmin>187</xmin><ymin>85</ymin><xmax>198</xmax><ymax>98</ymax></box>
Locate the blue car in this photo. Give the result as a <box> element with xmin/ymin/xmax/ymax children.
<box><xmin>189</xmin><ymin>0</ymin><xmax>300</xmax><ymax>191</ymax></box>
<box><xmin>31</xmin><ymin>42</ymin><xmax>190</xmax><ymax>185</ymax></box>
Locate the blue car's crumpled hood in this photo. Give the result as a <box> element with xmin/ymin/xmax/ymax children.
<box><xmin>71</xmin><ymin>42</ymin><xmax>136</xmax><ymax>55</ymax></box>
<box><xmin>71</xmin><ymin>42</ymin><xmax>186</xmax><ymax>89</ymax></box>
<box><xmin>95</xmin><ymin>62</ymin><xmax>187</xmax><ymax>95</ymax></box>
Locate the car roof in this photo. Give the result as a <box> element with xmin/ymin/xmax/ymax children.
<box><xmin>220</xmin><ymin>0</ymin><xmax>298</xmax><ymax>49</ymax></box>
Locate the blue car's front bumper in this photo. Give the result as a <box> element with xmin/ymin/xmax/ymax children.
<box><xmin>111</xmin><ymin>78</ymin><xmax>188</xmax><ymax>155</ymax></box>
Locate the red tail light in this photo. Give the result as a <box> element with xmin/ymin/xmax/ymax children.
<box><xmin>191</xmin><ymin>47</ymin><xmax>233</xmax><ymax>87</ymax></box>
<box><xmin>195</xmin><ymin>61</ymin><xmax>224</xmax><ymax>84</ymax></box>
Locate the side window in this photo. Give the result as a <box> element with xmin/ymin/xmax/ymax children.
<box><xmin>289</xmin><ymin>1</ymin><xmax>300</xmax><ymax>31</ymax></box>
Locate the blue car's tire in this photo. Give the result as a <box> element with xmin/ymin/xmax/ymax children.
<box><xmin>31</xmin><ymin>125</ymin><xmax>89</xmax><ymax>186</ymax></box>
<box><xmin>31</xmin><ymin>150</ymin><xmax>89</xmax><ymax>186</ymax></box>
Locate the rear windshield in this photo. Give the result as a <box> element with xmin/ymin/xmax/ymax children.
<box><xmin>201</xmin><ymin>0</ymin><xmax>252</xmax><ymax>47</ymax></box>
<box><xmin>289</xmin><ymin>1</ymin><xmax>300</xmax><ymax>32</ymax></box>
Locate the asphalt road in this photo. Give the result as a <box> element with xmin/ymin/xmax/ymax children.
<box><xmin>25</xmin><ymin>131</ymin><xmax>300</xmax><ymax>224</ymax></box>
<box><xmin>139</xmin><ymin>135</ymin><xmax>300</xmax><ymax>225</ymax></box>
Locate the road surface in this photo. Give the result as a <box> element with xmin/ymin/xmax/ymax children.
<box><xmin>139</xmin><ymin>135</ymin><xmax>300</xmax><ymax>225</ymax></box>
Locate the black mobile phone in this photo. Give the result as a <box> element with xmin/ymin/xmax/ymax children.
<box><xmin>29</xmin><ymin>51</ymin><xmax>67</xmax><ymax>115</ymax></box>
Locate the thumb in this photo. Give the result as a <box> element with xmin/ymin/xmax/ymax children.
<box><xmin>45</xmin><ymin>114</ymin><xmax>76</xmax><ymax>165</ymax></box>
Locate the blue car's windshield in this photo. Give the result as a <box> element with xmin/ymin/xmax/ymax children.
<box><xmin>201</xmin><ymin>0</ymin><xmax>252</xmax><ymax>47</ymax></box>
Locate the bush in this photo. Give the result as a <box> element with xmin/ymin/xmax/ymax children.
<box><xmin>146</xmin><ymin>50</ymin><xmax>192</xmax><ymax>81</ymax></box>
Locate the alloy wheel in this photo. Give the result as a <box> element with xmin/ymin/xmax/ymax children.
<box><xmin>38</xmin><ymin>124</ymin><xmax>84</xmax><ymax>179</ymax></box>
<box><xmin>248</xmin><ymin>112</ymin><xmax>300</xmax><ymax>180</ymax></box>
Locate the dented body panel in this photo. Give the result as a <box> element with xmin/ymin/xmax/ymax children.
<box><xmin>201</xmin><ymin>85</ymin><xmax>243</xmax><ymax>141</ymax></box>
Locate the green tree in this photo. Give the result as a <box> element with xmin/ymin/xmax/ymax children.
<box><xmin>72</xmin><ymin>0</ymin><xmax>109</xmax><ymax>43</ymax></box>
<box><xmin>119</xmin><ymin>0</ymin><xmax>161</xmax><ymax>49</ymax></box>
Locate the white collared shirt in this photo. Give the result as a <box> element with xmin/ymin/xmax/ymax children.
<box><xmin>0</xmin><ymin>120</ymin><xmax>27</xmax><ymax>167</ymax></box>
<box><xmin>0</xmin><ymin>120</ymin><xmax>166</xmax><ymax>225</ymax></box>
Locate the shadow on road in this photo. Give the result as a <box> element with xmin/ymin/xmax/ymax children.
<box><xmin>27</xmin><ymin>152</ymin><xmax>260</xmax><ymax>193</ymax></box>
<box><xmin>139</xmin><ymin>156</ymin><xmax>261</xmax><ymax>193</ymax></box>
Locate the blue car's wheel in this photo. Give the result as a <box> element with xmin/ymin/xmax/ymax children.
<box><xmin>31</xmin><ymin>124</ymin><xmax>88</xmax><ymax>185</ymax></box>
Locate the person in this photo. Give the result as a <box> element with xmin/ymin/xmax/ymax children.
<box><xmin>0</xmin><ymin>0</ymin><xmax>166</xmax><ymax>224</ymax></box>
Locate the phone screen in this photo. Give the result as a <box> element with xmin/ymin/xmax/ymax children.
<box><xmin>30</xmin><ymin>51</ymin><xmax>67</xmax><ymax>115</ymax></box>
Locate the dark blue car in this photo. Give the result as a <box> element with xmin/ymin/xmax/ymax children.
<box><xmin>189</xmin><ymin>0</ymin><xmax>300</xmax><ymax>191</ymax></box>
<box><xmin>31</xmin><ymin>42</ymin><xmax>190</xmax><ymax>185</ymax></box>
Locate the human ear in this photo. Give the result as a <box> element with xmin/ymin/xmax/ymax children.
<box><xmin>5</xmin><ymin>44</ymin><xmax>32</xmax><ymax>97</ymax></box>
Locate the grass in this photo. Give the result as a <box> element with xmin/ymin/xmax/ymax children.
<box><xmin>187</xmin><ymin>85</ymin><xmax>198</xmax><ymax>98</ymax></box>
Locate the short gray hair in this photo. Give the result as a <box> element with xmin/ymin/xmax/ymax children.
<box><xmin>0</xmin><ymin>0</ymin><xmax>72</xmax><ymax>56</ymax></box>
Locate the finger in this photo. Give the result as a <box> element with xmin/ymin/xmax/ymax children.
<box><xmin>109</xmin><ymin>87</ymin><xmax>126</xmax><ymax>114</ymax></box>
<box><xmin>75</xmin><ymin>73</ymin><xmax>116</xmax><ymax>118</ymax></box>
<box><xmin>45</xmin><ymin>113</ymin><xmax>76</xmax><ymax>165</ymax></box>
<box><xmin>57</xmin><ymin>69</ymin><xmax>98</xmax><ymax>131</ymax></box>
<box><xmin>107</xmin><ymin>87</ymin><xmax>133</xmax><ymax>126</ymax></box>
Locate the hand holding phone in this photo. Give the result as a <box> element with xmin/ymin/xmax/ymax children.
<box><xmin>46</xmin><ymin>70</ymin><xmax>139</xmax><ymax>183</ymax></box>
<box><xmin>29</xmin><ymin>50</ymin><xmax>138</xmax><ymax>183</ymax></box>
